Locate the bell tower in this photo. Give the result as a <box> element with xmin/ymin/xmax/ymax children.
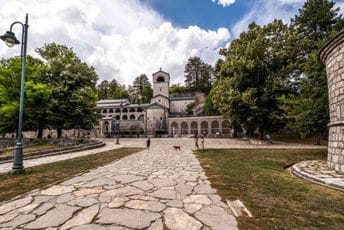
<box><xmin>151</xmin><ymin>69</ymin><xmax>170</xmax><ymax>108</ymax></box>
<box><xmin>153</xmin><ymin>69</ymin><xmax>169</xmax><ymax>98</ymax></box>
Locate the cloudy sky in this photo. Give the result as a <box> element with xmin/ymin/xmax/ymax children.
<box><xmin>0</xmin><ymin>0</ymin><xmax>343</xmax><ymax>85</ymax></box>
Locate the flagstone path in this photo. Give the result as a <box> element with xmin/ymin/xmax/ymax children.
<box><xmin>0</xmin><ymin>139</ymin><xmax>239</xmax><ymax>230</ymax></box>
<box><xmin>0</xmin><ymin>138</ymin><xmax>326</xmax><ymax>229</ymax></box>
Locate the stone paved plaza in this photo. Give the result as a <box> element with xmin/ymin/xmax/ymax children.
<box><xmin>293</xmin><ymin>160</ymin><xmax>344</xmax><ymax>191</ymax></box>
<box><xmin>0</xmin><ymin>138</ymin><xmax>327</xmax><ymax>229</ymax></box>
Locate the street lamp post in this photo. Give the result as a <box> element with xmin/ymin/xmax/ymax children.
<box><xmin>0</xmin><ymin>14</ymin><xmax>29</xmax><ymax>174</ymax></box>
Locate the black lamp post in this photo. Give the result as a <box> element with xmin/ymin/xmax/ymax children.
<box><xmin>0</xmin><ymin>14</ymin><xmax>29</xmax><ymax>174</ymax></box>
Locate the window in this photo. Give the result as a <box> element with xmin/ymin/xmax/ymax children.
<box><xmin>157</xmin><ymin>76</ymin><xmax>165</xmax><ymax>82</ymax></box>
<box><xmin>159</xmin><ymin>87</ymin><xmax>162</xmax><ymax>92</ymax></box>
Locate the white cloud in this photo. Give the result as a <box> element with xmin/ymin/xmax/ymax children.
<box><xmin>0</xmin><ymin>0</ymin><xmax>230</xmax><ymax>86</ymax></box>
<box><xmin>212</xmin><ymin>0</ymin><xmax>236</xmax><ymax>7</ymax></box>
<box><xmin>232</xmin><ymin>0</ymin><xmax>304</xmax><ymax>37</ymax></box>
<box><xmin>232</xmin><ymin>0</ymin><xmax>344</xmax><ymax>38</ymax></box>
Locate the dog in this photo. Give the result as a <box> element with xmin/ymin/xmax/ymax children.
<box><xmin>173</xmin><ymin>145</ymin><xmax>181</xmax><ymax>151</ymax></box>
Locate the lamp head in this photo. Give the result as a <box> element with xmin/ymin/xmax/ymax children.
<box><xmin>0</xmin><ymin>31</ymin><xmax>20</xmax><ymax>47</ymax></box>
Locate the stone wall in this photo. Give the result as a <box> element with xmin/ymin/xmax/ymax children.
<box><xmin>170</xmin><ymin>99</ymin><xmax>194</xmax><ymax>113</ymax></box>
<box><xmin>320</xmin><ymin>30</ymin><xmax>344</xmax><ymax>173</ymax></box>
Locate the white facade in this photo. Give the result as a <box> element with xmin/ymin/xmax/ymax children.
<box><xmin>96</xmin><ymin>69</ymin><xmax>232</xmax><ymax>137</ymax></box>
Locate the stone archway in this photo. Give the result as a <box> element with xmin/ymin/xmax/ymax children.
<box><xmin>102</xmin><ymin>121</ymin><xmax>110</xmax><ymax>136</ymax></box>
<box><xmin>171</xmin><ymin>122</ymin><xmax>179</xmax><ymax>135</ymax></box>
<box><xmin>191</xmin><ymin>121</ymin><xmax>198</xmax><ymax>134</ymax></box>
<box><xmin>130</xmin><ymin>115</ymin><xmax>135</xmax><ymax>120</ymax></box>
<box><xmin>201</xmin><ymin>121</ymin><xmax>209</xmax><ymax>135</ymax></box>
<box><xmin>211</xmin><ymin>120</ymin><xmax>219</xmax><ymax>134</ymax></box>
<box><xmin>181</xmin><ymin>122</ymin><xmax>188</xmax><ymax>134</ymax></box>
<box><xmin>222</xmin><ymin>120</ymin><xmax>231</xmax><ymax>134</ymax></box>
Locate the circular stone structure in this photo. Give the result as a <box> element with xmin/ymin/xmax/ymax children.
<box><xmin>320</xmin><ymin>30</ymin><xmax>344</xmax><ymax>173</ymax></box>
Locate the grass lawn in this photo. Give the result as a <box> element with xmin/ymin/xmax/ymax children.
<box><xmin>195</xmin><ymin>149</ymin><xmax>344</xmax><ymax>230</ymax></box>
<box><xmin>271</xmin><ymin>134</ymin><xmax>328</xmax><ymax>146</ymax></box>
<box><xmin>0</xmin><ymin>147</ymin><xmax>142</xmax><ymax>202</ymax></box>
<box><xmin>0</xmin><ymin>145</ymin><xmax>75</xmax><ymax>157</ymax></box>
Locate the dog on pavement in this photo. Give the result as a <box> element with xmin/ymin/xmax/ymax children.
<box><xmin>173</xmin><ymin>145</ymin><xmax>181</xmax><ymax>151</ymax></box>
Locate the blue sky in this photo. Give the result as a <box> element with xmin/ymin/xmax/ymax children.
<box><xmin>141</xmin><ymin>0</ymin><xmax>251</xmax><ymax>31</ymax></box>
<box><xmin>142</xmin><ymin>0</ymin><xmax>344</xmax><ymax>38</ymax></box>
<box><xmin>0</xmin><ymin>0</ymin><xmax>343</xmax><ymax>84</ymax></box>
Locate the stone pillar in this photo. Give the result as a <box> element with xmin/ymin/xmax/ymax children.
<box><xmin>320</xmin><ymin>30</ymin><xmax>344</xmax><ymax>173</ymax></box>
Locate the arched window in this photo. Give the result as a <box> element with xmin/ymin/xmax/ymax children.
<box><xmin>109</xmin><ymin>109</ymin><xmax>113</xmax><ymax>113</ymax></box>
<box><xmin>115</xmin><ymin>109</ymin><xmax>120</xmax><ymax>113</ymax></box>
<box><xmin>138</xmin><ymin>115</ymin><xmax>144</xmax><ymax>120</ymax></box>
<box><xmin>129</xmin><ymin>108</ymin><xmax>136</xmax><ymax>113</ymax></box>
<box><xmin>157</xmin><ymin>76</ymin><xmax>165</xmax><ymax>82</ymax></box>
<box><xmin>103</xmin><ymin>109</ymin><xmax>107</xmax><ymax>113</ymax></box>
<box><xmin>115</xmin><ymin>115</ymin><xmax>120</xmax><ymax>120</ymax></box>
<box><xmin>137</xmin><ymin>108</ymin><xmax>143</xmax><ymax>113</ymax></box>
<box><xmin>130</xmin><ymin>115</ymin><xmax>135</xmax><ymax>120</ymax></box>
<box><xmin>122</xmin><ymin>115</ymin><xmax>128</xmax><ymax>120</ymax></box>
<box><xmin>122</xmin><ymin>108</ymin><xmax>128</xmax><ymax>113</ymax></box>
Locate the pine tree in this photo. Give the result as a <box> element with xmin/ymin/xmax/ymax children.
<box><xmin>288</xmin><ymin>0</ymin><xmax>343</xmax><ymax>144</ymax></box>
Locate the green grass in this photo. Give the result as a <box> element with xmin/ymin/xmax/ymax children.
<box><xmin>271</xmin><ymin>134</ymin><xmax>328</xmax><ymax>146</ymax></box>
<box><xmin>0</xmin><ymin>147</ymin><xmax>143</xmax><ymax>202</ymax></box>
<box><xmin>195</xmin><ymin>149</ymin><xmax>344</xmax><ymax>230</ymax></box>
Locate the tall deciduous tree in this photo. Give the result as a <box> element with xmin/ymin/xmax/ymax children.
<box><xmin>0</xmin><ymin>56</ymin><xmax>51</xmax><ymax>137</ymax></box>
<box><xmin>184</xmin><ymin>56</ymin><xmax>214</xmax><ymax>93</ymax></box>
<box><xmin>212</xmin><ymin>20</ymin><xmax>299</xmax><ymax>139</ymax></box>
<box><xmin>36</xmin><ymin>43</ymin><xmax>99</xmax><ymax>138</ymax></box>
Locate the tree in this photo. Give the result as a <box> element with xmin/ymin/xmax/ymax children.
<box><xmin>286</xmin><ymin>0</ymin><xmax>344</xmax><ymax>144</ymax></box>
<box><xmin>184</xmin><ymin>56</ymin><xmax>214</xmax><ymax>93</ymax></box>
<box><xmin>212</xmin><ymin>21</ymin><xmax>299</xmax><ymax>139</ymax></box>
<box><xmin>169</xmin><ymin>84</ymin><xmax>191</xmax><ymax>94</ymax></box>
<box><xmin>36</xmin><ymin>43</ymin><xmax>99</xmax><ymax>138</ymax></box>
<box><xmin>204</xmin><ymin>90</ymin><xmax>219</xmax><ymax>116</ymax></box>
<box><xmin>0</xmin><ymin>56</ymin><xmax>51</xmax><ymax>138</ymax></box>
<box><xmin>97</xmin><ymin>80</ymin><xmax>109</xmax><ymax>99</ymax></box>
<box><xmin>97</xmin><ymin>79</ymin><xmax>129</xmax><ymax>100</ymax></box>
<box><xmin>131</xmin><ymin>74</ymin><xmax>153</xmax><ymax>104</ymax></box>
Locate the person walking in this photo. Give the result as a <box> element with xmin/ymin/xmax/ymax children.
<box><xmin>146</xmin><ymin>137</ymin><xmax>151</xmax><ymax>150</ymax></box>
<box><xmin>201</xmin><ymin>134</ymin><xmax>205</xmax><ymax>150</ymax></box>
<box><xmin>194</xmin><ymin>132</ymin><xmax>199</xmax><ymax>149</ymax></box>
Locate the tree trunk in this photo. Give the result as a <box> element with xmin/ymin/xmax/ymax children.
<box><xmin>57</xmin><ymin>128</ymin><xmax>62</xmax><ymax>138</ymax></box>
<box><xmin>37</xmin><ymin>128</ymin><xmax>43</xmax><ymax>138</ymax></box>
<box><xmin>259</xmin><ymin>127</ymin><xmax>264</xmax><ymax>140</ymax></box>
<box><xmin>316</xmin><ymin>133</ymin><xmax>321</xmax><ymax>145</ymax></box>
<box><xmin>233</xmin><ymin>127</ymin><xmax>238</xmax><ymax>138</ymax></box>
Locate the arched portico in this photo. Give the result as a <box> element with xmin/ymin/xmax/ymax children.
<box><xmin>168</xmin><ymin>116</ymin><xmax>233</xmax><ymax>137</ymax></box>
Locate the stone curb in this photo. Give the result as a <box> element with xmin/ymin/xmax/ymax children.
<box><xmin>0</xmin><ymin>141</ymin><xmax>105</xmax><ymax>164</ymax></box>
<box><xmin>292</xmin><ymin>162</ymin><xmax>344</xmax><ymax>192</ymax></box>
